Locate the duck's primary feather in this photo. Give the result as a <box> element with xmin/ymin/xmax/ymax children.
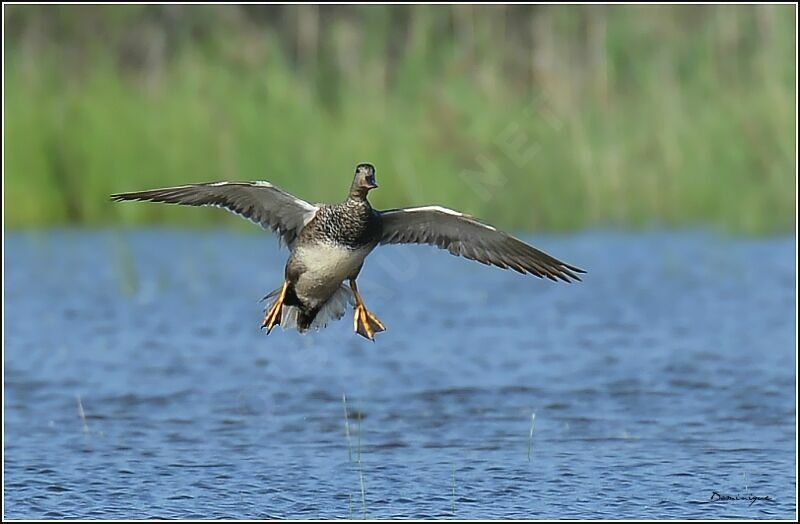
<box><xmin>110</xmin><ymin>181</ymin><xmax>318</xmax><ymax>246</ymax></box>
<box><xmin>379</xmin><ymin>206</ymin><xmax>584</xmax><ymax>282</ymax></box>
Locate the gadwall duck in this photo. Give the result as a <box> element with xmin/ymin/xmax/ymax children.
<box><xmin>111</xmin><ymin>163</ymin><xmax>585</xmax><ymax>340</ymax></box>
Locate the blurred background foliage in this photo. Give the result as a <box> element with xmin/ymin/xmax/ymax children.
<box><xmin>3</xmin><ymin>4</ymin><xmax>796</xmax><ymax>233</ymax></box>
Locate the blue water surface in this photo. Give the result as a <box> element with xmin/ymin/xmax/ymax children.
<box><xmin>3</xmin><ymin>230</ymin><xmax>797</xmax><ymax>519</ymax></box>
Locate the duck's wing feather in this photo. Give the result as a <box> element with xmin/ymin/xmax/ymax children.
<box><xmin>111</xmin><ymin>181</ymin><xmax>318</xmax><ymax>246</ymax></box>
<box><xmin>379</xmin><ymin>206</ymin><xmax>585</xmax><ymax>282</ymax></box>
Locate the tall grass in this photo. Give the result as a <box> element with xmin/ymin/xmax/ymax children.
<box><xmin>3</xmin><ymin>5</ymin><xmax>796</xmax><ymax>233</ymax></box>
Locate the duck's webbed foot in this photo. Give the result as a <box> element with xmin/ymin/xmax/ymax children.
<box><xmin>349</xmin><ymin>279</ymin><xmax>386</xmax><ymax>341</ymax></box>
<box><xmin>261</xmin><ymin>281</ymin><xmax>289</xmax><ymax>334</ymax></box>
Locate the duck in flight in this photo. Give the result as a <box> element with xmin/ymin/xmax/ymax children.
<box><xmin>111</xmin><ymin>163</ymin><xmax>585</xmax><ymax>340</ymax></box>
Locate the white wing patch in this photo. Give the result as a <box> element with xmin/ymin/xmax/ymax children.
<box><xmin>207</xmin><ymin>181</ymin><xmax>316</xmax><ymax>211</ymax></box>
<box><xmin>296</xmin><ymin>198</ymin><xmax>319</xmax><ymax>213</ymax></box>
<box><xmin>400</xmin><ymin>205</ymin><xmax>463</xmax><ymax>216</ymax></box>
<box><xmin>398</xmin><ymin>206</ymin><xmax>497</xmax><ymax>231</ymax></box>
<box><xmin>301</xmin><ymin>207</ymin><xmax>318</xmax><ymax>227</ymax></box>
<box><xmin>252</xmin><ymin>180</ymin><xmax>318</xmax><ymax>213</ymax></box>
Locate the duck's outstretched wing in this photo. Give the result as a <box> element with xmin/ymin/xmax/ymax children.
<box><xmin>111</xmin><ymin>181</ymin><xmax>318</xmax><ymax>246</ymax></box>
<box><xmin>379</xmin><ymin>206</ymin><xmax>585</xmax><ymax>282</ymax></box>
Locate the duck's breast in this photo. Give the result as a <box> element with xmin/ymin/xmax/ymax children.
<box><xmin>290</xmin><ymin>241</ymin><xmax>373</xmax><ymax>305</ymax></box>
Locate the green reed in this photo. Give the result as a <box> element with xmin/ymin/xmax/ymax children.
<box><xmin>4</xmin><ymin>5</ymin><xmax>795</xmax><ymax>234</ymax></box>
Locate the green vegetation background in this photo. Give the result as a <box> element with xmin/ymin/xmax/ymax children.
<box><xmin>4</xmin><ymin>5</ymin><xmax>796</xmax><ymax>233</ymax></box>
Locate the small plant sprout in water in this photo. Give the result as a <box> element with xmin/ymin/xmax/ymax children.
<box><xmin>528</xmin><ymin>412</ymin><xmax>536</xmax><ymax>462</ymax></box>
<box><xmin>342</xmin><ymin>393</ymin><xmax>353</xmax><ymax>462</ymax></box>
<box><xmin>357</xmin><ymin>410</ymin><xmax>366</xmax><ymax>519</ymax></box>
<box><xmin>342</xmin><ymin>393</ymin><xmax>366</xmax><ymax>519</ymax></box>
<box><xmin>451</xmin><ymin>463</ymin><xmax>456</xmax><ymax>516</ymax></box>
<box><xmin>76</xmin><ymin>395</ymin><xmax>91</xmax><ymax>440</ymax></box>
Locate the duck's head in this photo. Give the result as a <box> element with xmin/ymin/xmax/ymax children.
<box><xmin>349</xmin><ymin>163</ymin><xmax>378</xmax><ymax>198</ymax></box>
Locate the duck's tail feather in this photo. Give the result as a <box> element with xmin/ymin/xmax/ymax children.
<box><xmin>307</xmin><ymin>284</ymin><xmax>355</xmax><ymax>331</ymax></box>
<box><xmin>263</xmin><ymin>284</ymin><xmax>354</xmax><ymax>334</ymax></box>
<box><xmin>260</xmin><ymin>287</ymin><xmax>282</xmax><ymax>303</ymax></box>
